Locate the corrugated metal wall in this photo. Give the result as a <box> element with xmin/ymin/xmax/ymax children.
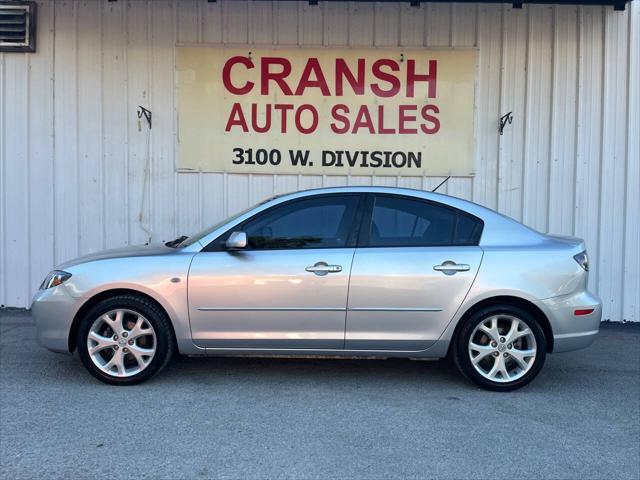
<box><xmin>1</xmin><ymin>0</ymin><xmax>638</xmax><ymax>320</ymax></box>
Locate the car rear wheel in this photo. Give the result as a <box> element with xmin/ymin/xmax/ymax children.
<box><xmin>452</xmin><ymin>305</ymin><xmax>547</xmax><ymax>391</ymax></box>
<box><xmin>77</xmin><ymin>295</ymin><xmax>175</xmax><ymax>385</ymax></box>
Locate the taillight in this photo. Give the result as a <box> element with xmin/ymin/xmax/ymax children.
<box><xmin>573</xmin><ymin>251</ymin><xmax>589</xmax><ymax>271</ymax></box>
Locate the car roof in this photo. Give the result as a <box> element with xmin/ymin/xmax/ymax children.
<box><xmin>269</xmin><ymin>186</ymin><xmax>483</xmax><ymax>215</ymax></box>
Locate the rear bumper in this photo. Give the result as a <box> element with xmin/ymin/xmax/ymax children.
<box><xmin>31</xmin><ymin>285</ymin><xmax>83</xmax><ymax>354</ymax></box>
<box><xmin>535</xmin><ymin>291</ymin><xmax>602</xmax><ymax>353</ymax></box>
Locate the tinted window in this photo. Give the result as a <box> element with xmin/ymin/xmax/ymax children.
<box><xmin>455</xmin><ymin>212</ymin><xmax>483</xmax><ymax>245</ymax></box>
<box><xmin>368</xmin><ymin>196</ymin><xmax>482</xmax><ymax>247</ymax></box>
<box><xmin>242</xmin><ymin>195</ymin><xmax>360</xmax><ymax>250</ymax></box>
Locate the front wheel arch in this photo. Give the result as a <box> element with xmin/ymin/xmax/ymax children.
<box><xmin>68</xmin><ymin>288</ymin><xmax>177</xmax><ymax>353</ymax></box>
<box><xmin>448</xmin><ymin>295</ymin><xmax>554</xmax><ymax>355</ymax></box>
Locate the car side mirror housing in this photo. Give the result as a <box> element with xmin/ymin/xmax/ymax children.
<box><xmin>226</xmin><ymin>231</ymin><xmax>248</xmax><ymax>250</ymax></box>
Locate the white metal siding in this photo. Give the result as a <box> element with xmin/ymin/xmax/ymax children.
<box><xmin>0</xmin><ymin>0</ymin><xmax>638</xmax><ymax>321</ymax></box>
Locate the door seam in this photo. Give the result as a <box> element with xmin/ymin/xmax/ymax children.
<box><xmin>343</xmin><ymin>247</ymin><xmax>358</xmax><ymax>349</ymax></box>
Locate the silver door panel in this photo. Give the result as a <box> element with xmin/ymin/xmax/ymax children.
<box><xmin>188</xmin><ymin>248</ymin><xmax>355</xmax><ymax>348</ymax></box>
<box><xmin>346</xmin><ymin>246</ymin><xmax>483</xmax><ymax>350</ymax></box>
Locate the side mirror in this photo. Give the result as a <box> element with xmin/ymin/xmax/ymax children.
<box><xmin>226</xmin><ymin>231</ymin><xmax>248</xmax><ymax>249</ymax></box>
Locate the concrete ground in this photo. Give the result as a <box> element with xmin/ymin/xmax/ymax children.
<box><xmin>1</xmin><ymin>310</ymin><xmax>638</xmax><ymax>480</ymax></box>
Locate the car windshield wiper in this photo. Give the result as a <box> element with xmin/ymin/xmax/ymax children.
<box><xmin>165</xmin><ymin>235</ymin><xmax>188</xmax><ymax>248</ymax></box>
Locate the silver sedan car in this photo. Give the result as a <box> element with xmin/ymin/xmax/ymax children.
<box><xmin>32</xmin><ymin>187</ymin><xmax>601</xmax><ymax>390</ymax></box>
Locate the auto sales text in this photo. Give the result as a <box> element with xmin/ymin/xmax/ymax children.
<box><xmin>222</xmin><ymin>55</ymin><xmax>441</xmax><ymax>135</ymax></box>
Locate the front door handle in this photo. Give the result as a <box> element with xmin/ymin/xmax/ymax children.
<box><xmin>305</xmin><ymin>262</ymin><xmax>342</xmax><ymax>276</ymax></box>
<box><xmin>434</xmin><ymin>261</ymin><xmax>470</xmax><ymax>276</ymax></box>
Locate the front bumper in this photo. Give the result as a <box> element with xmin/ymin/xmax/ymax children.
<box><xmin>31</xmin><ymin>285</ymin><xmax>83</xmax><ymax>354</ymax></box>
<box><xmin>535</xmin><ymin>290</ymin><xmax>602</xmax><ymax>353</ymax></box>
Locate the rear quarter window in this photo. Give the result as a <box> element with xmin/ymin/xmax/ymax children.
<box><xmin>454</xmin><ymin>211</ymin><xmax>484</xmax><ymax>245</ymax></box>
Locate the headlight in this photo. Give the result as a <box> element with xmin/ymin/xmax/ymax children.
<box><xmin>573</xmin><ymin>251</ymin><xmax>589</xmax><ymax>271</ymax></box>
<box><xmin>40</xmin><ymin>270</ymin><xmax>72</xmax><ymax>290</ymax></box>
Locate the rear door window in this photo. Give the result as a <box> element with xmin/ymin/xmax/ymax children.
<box><xmin>366</xmin><ymin>195</ymin><xmax>482</xmax><ymax>247</ymax></box>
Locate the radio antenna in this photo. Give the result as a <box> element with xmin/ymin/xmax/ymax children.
<box><xmin>431</xmin><ymin>176</ymin><xmax>451</xmax><ymax>193</ymax></box>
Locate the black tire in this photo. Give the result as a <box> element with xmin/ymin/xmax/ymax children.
<box><xmin>77</xmin><ymin>294</ymin><xmax>175</xmax><ymax>385</ymax></box>
<box><xmin>452</xmin><ymin>305</ymin><xmax>547</xmax><ymax>391</ymax></box>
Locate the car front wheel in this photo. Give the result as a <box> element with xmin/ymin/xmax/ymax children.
<box><xmin>76</xmin><ymin>295</ymin><xmax>175</xmax><ymax>385</ymax></box>
<box><xmin>452</xmin><ymin>305</ymin><xmax>547</xmax><ymax>391</ymax></box>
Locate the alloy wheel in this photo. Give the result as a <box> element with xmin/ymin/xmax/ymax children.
<box><xmin>467</xmin><ymin>315</ymin><xmax>537</xmax><ymax>383</ymax></box>
<box><xmin>86</xmin><ymin>309</ymin><xmax>157</xmax><ymax>378</ymax></box>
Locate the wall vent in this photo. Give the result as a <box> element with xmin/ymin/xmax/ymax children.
<box><xmin>0</xmin><ymin>1</ymin><xmax>36</xmax><ymax>53</ymax></box>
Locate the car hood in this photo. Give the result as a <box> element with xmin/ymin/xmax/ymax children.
<box><xmin>56</xmin><ymin>244</ymin><xmax>174</xmax><ymax>270</ymax></box>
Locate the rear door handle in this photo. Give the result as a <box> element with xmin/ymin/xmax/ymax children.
<box><xmin>305</xmin><ymin>262</ymin><xmax>342</xmax><ymax>276</ymax></box>
<box><xmin>434</xmin><ymin>261</ymin><xmax>470</xmax><ymax>275</ymax></box>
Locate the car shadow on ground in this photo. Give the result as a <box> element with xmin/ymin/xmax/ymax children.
<box><xmin>30</xmin><ymin>345</ymin><xmax>588</xmax><ymax>394</ymax></box>
<box><xmin>34</xmin><ymin>347</ymin><xmax>473</xmax><ymax>388</ymax></box>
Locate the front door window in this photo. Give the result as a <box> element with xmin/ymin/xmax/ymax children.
<box><xmin>241</xmin><ymin>195</ymin><xmax>361</xmax><ymax>249</ymax></box>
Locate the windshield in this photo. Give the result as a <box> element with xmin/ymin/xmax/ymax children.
<box><xmin>177</xmin><ymin>201</ymin><xmax>272</xmax><ymax>248</ymax></box>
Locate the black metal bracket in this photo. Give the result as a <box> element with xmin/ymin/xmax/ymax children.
<box><xmin>137</xmin><ymin>106</ymin><xmax>152</xmax><ymax>130</ymax></box>
<box><xmin>499</xmin><ymin>112</ymin><xmax>513</xmax><ymax>135</ymax></box>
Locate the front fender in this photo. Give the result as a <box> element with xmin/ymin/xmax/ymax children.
<box><xmin>63</xmin><ymin>252</ymin><xmax>202</xmax><ymax>355</ymax></box>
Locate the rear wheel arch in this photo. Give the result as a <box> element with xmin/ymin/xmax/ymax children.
<box><xmin>68</xmin><ymin>288</ymin><xmax>177</xmax><ymax>353</ymax></box>
<box><xmin>449</xmin><ymin>295</ymin><xmax>554</xmax><ymax>354</ymax></box>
